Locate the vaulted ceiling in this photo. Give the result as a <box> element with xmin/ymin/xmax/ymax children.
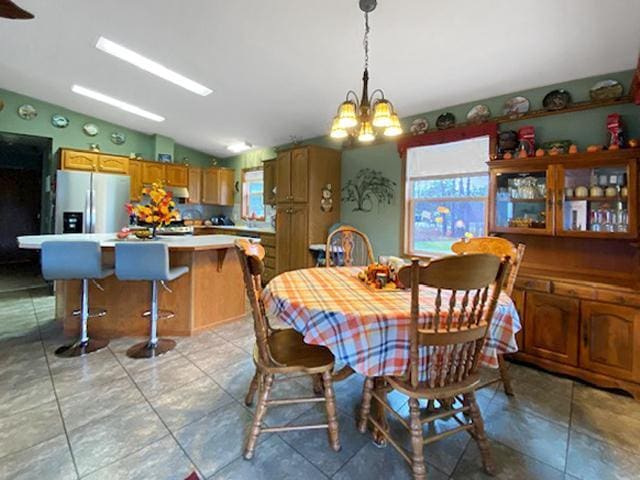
<box><xmin>1</xmin><ymin>0</ymin><xmax>639</xmax><ymax>156</ymax></box>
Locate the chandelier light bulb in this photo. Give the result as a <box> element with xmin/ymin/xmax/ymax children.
<box><xmin>358</xmin><ymin>121</ymin><xmax>375</xmax><ymax>142</ymax></box>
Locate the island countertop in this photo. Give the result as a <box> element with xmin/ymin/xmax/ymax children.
<box><xmin>18</xmin><ymin>232</ymin><xmax>250</xmax><ymax>337</ymax></box>
<box><xmin>17</xmin><ymin>233</ymin><xmax>244</xmax><ymax>251</ymax></box>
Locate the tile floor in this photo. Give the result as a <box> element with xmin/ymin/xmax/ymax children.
<box><xmin>2</xmin><ymin>287</ymin><xmax>640</xmax><ymax>479</ymax></box>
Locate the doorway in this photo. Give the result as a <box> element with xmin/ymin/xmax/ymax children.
<box><xmin>0</xmin><ymin>132</ymin><xmax>51</xmax><ymax>292</ymax></box>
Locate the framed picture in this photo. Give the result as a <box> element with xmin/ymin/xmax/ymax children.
<box><xmin>158</xmin><ymin>153</ymin><xmax>172</xmax><ymax>163</ymax></box>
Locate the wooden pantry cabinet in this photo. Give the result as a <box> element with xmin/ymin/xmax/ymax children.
<box><xmin>274</xmin><ymin>145</ymin><xmax>341</xmax><ymax>274</ymax></box>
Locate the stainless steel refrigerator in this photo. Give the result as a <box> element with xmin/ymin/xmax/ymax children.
<box><xmin>55</xmin><ymin>170</ymin><xmax>130</xmax><ymax>234</ymax></box>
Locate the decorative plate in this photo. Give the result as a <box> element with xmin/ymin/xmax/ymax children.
<box><xmin>410</xmin><ymin>118</ymin><xmax>429</xmax><ymax>135</ymax></box>
<box><xmin>110</xmin><ymin>132</ymin><xmax>126</xmax><ymax>145</ymax></box>
<box><xmin>51</xmin><ymin>114</ymin><xmax>69</xmax><ymax>128</ymax></box>
<box><xmin>436</xmin><ymin>112</ymin><xmax>456</xmax><ymax>130</ymax></box>
<box><xmin>466</xmin><ymin>104</ymin><xmax>491</xmax><ymax>124</ymax></box>
<box><xmin>502</xmin><ymin>96</ymin><xmax>530</xmax><ymax>117</ymax></box>
<box><xmin>83</xmin><ymin>123</ymin><xmax>99</xmax><ymax>136</ymax></box>
<box><xmin>18</xmin><ymin>104</ymin><xmax>37</xmax><ymax>120</ymax></box>
<box><xmin>542</xmin><ymin>89</ymin><xmax>571</xmax><ymax>111</ymax></box>
<box><xmin>590</xmin><ymin>79</ymin><xmax>624</xmax><ymax>101</ymax></box>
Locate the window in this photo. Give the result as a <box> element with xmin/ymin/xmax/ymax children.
<box><xmin>404</xmin><ymin>136</ymin><xmax>490</xmax><ymax>256</ymax></box>
<box><xmin>241</xmin><ymin>168</ymin><xmax>265</xmax><ymax>220</ymax></box>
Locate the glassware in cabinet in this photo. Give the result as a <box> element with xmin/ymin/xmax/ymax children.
<box><xmin>556</xmin><ymin>160</ymin><xmax>636</xmax><ymax>238</ymax></box>
<box><xmin>491</xmin><ymin>168</ymin><xmax>553</xmax><ymax>234</ymax></box>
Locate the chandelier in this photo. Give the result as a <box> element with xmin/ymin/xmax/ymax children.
<box><xmin>330</xmin><ymin>0</ymin><xmax>402</xmax><ymax>142</ymax></box>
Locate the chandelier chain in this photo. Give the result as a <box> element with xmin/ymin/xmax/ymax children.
<box><xmin>363</xmin><ymin>12</ymin><xmax>370</xmax><ymax>70</ymax></box>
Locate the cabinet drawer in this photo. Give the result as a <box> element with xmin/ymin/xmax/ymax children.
<box><xmin>515</xmin><ymin>277</ymin><xmax>552</xmax><ymax>293</ymax></box>
<box><xmin>264</xmin><ymin>256</ymin><xmax>276</xmax><ymax>269</ymax></box>
<box><xmin>596</xmin><ymin>290</ymin><xmax>640</xmax><ymax>308</ymax></box>
<box><xmin>260</xmin><ymin>234</ymin><xmax>276</xmax><ymax>247</ymax></box>
<box><xmin>264</xmin><ymin>246</ymin><xmax>276</xmax><ymax>259</ymax></box>
<box><xmin>553</xmin><ymin>283</ymin><xmax>595</xmax><ymax>300</ymax></box>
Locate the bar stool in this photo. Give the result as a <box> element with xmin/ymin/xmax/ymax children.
<box><xmin>114</xmin><ymin>242</ymin><xmax>189</xmax><ymax>359</ymax></box>
<box><xmin>41</xmin><ymin>241</ymin><xmax>113</xmax><ymax>357</ymax></box>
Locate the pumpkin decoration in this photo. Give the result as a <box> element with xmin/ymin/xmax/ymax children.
<box><xmin>587</xmin><ymin>145</ymin><xmax>603</xmax><ymax>153</ymax></box>
<box><xmin>535</xmin><ymin>148</ymin><xmax>545</xmax><ymax>157</ymax></box>
<box><xmin>568</xmin><ymin>144</ymin><xmax>579</xmax><ymax>154</ymax></box>
<box><xmin>503</xmin><ymin>152</ymin><xmax>513</xmax><ymax>160</ymax></box>
<box><xmin>628</xmin><ymin>138</ymin><xmax>639</xmax><ymax>148</ymax></box>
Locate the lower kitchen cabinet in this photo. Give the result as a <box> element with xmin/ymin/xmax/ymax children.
<box><xmin>524</xmin><ymin>292</ymin><xmax>579</xmax><ymax>366</ymax></box>
<box><xmin>580</xmin><ymin>301</ymin><xmax>640</xmax><ymax>382</ymax></box>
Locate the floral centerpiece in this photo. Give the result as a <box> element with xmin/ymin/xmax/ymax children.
<box><xmin>126</xmin><ymin>182</ymin><xmax>179</xmax><ymax>238</ymax></box>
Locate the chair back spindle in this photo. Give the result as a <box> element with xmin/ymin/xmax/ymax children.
<box><xmin>398</xmin><ymin>254</ymin><xmax>509</xmax><ymax>390</ymax></box>
<box><xmin>325</xmin><ymin>226</ymin><xmax>375</xmax><ymax>267</ymax></box>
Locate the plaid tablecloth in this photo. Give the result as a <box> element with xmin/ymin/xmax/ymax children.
<box><xmin>263</xmin><ymin>267</ymin><xmax>521</xmax><ymax>378</ymax></box>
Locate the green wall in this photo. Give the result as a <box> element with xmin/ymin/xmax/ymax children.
<box><xmin>0</xmin><ymin>87</ymin><xmax>217</xmax><ymax>232</ymax></box>
<box><xmin>223</xmin><ymin>69</ymin><xmax>640</xmax><ymax>256</ymax></box>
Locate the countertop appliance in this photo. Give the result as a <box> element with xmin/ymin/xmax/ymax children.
<box><xmin>55</xmin><ymin>170</ymin><xmax>130</xmax><ymax>234</ymax></box>
<box><xmin>211</xmin><ymin>215</ymin><xmax>234</xmax><ymax>226</ymax></box>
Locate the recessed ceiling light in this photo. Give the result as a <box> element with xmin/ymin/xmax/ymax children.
<box><xmin>71</xmin><ymin>85</ymin><xmax>165</xmax><ymax>122</ymax></box>
<box><xmin>227</xmin><ymin>142</ymin><xmax>253</xmax><ymax>153</ymax></box>
<box><xmin>95</xmin><ymin>36</ymin><xmax>212</xmax><ymax>96</ymax></box>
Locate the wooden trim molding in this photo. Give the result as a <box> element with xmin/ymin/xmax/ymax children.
<box><xmin>397</xmin><ymin>122</ymin><xmax>498</xmax><ymax>158</ymax></box>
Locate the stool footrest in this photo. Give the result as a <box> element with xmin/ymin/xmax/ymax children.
<box><xmin>142</xmin><ymin>310</ymin><xmax>175</xmax><ymax>321</ymax></box>
<box><xmin>72</xmin><ymin>308</ymin><xmax>107</xmax><ymax>319</ymax></box>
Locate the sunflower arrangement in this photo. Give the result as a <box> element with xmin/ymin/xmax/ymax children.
<box><xmin>126</xmin><ymin>182</ymin><xmax>179</xmax><ymax>237</ymax></box>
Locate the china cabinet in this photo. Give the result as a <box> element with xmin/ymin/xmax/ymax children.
<box><xmin>490</xmin><ymin>148</ymin><xmax>640</xmax><ymax>399</ymax></box>
<box><xmin>489</xmin><ymin>150</ymin><xmax>638</xmax><ymax>239</ymax></box>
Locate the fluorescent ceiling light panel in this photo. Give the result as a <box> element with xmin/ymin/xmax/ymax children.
<box><xmin>71</xmin><ymin>85</ymin><xmax>165</xmax><ymax>122</ymax></box>
<box><xmin>227</xmin><ymin>142</ymin><xmax>253</xmax><ymax>153</ymax></box>
<box><xmin>96</xmin><ymin>36</ymin><xmax>212</xmax><ymax>96</ymax></box>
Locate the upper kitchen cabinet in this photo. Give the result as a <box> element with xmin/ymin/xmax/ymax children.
<box><xmin>263</xmin><ymin>159</ymin><xmax>277</xmax><ymax>205</ymax></box>
<box><xmin>61</xmin><ymin>149</ymin><xmax>98</xmax><ymax>171</ymax></box>
<box><xmin>187</xmin><ymin>167</ymin><xmax>202</xmax><ymax>204</ymax></box>
<box><xmin>141</xmin><ymin>161</ymin><xmax>166</xmax><ymax>185</ymax></box>
<box><xmin>60</xmin><ymin>149</ymin><xmax>127</xmax><ymax>174</ymax></box>
<box><xmin>202</xmin><ymin>167</ymin><xmax>234</xmax><ymax>206</ymax></box>
<box><xmin>276</xmin><ymin>148</ymin><xmax>308</xmax><ymax>203</ymax></box>
<box><xmin>97</xmin><ymin>154</ymin><xmax>129</xmax><ymax>175</ymax></box>
<box><xmin>165</xmin><ymin>164</ymin><xmax>188</xmax><ymax>187</ymax></box>
<box><xmin>128</xmin><ymin>160</ymin><xmax>142</xmax><ymax>201</ymax></box>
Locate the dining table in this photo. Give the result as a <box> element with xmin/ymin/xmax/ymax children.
<box><xmin>262</xmin><ymin>266</ymin><xmax>522</xmax><ymax>440</ymax></box>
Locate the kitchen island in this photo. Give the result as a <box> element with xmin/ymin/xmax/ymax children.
<box><xmin>18</xmin><ymin>233</ymin><xmax>247</xmax><ymax>337</ymax></box>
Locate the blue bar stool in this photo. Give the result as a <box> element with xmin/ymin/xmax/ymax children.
<box><xmin>41</xmin><ymin>241</ymin><xmax>113</xmax><ymax>357</ymax></box>
<box><xmin>115</xmin><ymin>242</ymin><xmax>189</xmax><ymax>359</ymax></box>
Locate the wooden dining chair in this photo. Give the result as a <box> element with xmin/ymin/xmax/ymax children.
<box><xmin>235</xmin><ymin>239</ymin><xmax>341</xmax><ymax>460</ymax></box>
<box><xmin>451</xmin><ymin>236</ymin><xmax>526</xmax><ymax>395</ymax></box>
<box><xmin>358</xmin><ymin>254</ymin><xmax>509</xmax><ymax>480</ymax></box>
<box><xmin>325</xmin><ymin>225</ymin><xmax>375</xmax><ymax>267</ymax></box>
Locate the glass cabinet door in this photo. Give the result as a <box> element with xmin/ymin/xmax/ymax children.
<box><xmin>491</xmin><ymin>168</ymin><xmax>553</xmax><ymax>234</ymax></box>
<box><xmin>557</xmin><ymin>161</ymin><xmax>636</xmax><ymax>238</ymax></box>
